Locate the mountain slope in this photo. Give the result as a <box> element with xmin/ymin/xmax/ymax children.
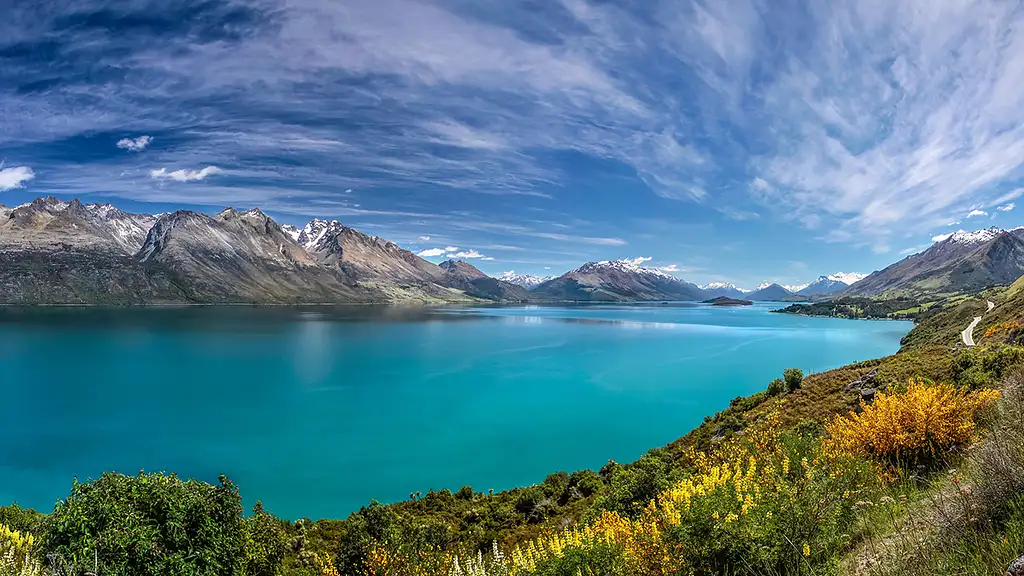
<box><xmin>747</xmin><ymin>283</ymin><xmax>794</xmax><ymax>301</ymax></box>
<box><xmin>531</xmin><ymin>260</ymin><xmax>705</xmax><ymax>301</ymax></box>
<box><xmin>139</xmin><ymin>208</ymin><xmax>367</xmax><ymax>303</ymax></box>
<box><xmin>797</xmin><ymin>276</ymin><xmax>849</xmax><ymax>296</ymax></box>
<box><xmin>0</xmin><ymin>198</ymin><xmax>179</xmax><ymax>304</ymax></box>
<box><xmin>440</xmin><ymin>259</ymin><xmax>530</xmax><ymax>301</ymax></box>
<box><xmin>844</xmin><ymin>228</ymin><xmax>1024</xmax><ymax>297</ymax></box>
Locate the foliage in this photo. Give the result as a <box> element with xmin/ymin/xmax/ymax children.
<box><xmin>244</xmin><ymin>502</ymin><xmax>288</xmax><ymax>576</ymax></box>
<box><xmin>0</xmin><ymin>524</ymin><xmax>43</xmax><ymax>576</ymax></box>
<box><xmin>825</xmin><ymin>379</ymin><xmax>1000</xmax><ymax>464</ymax></box>
<box><xmin>0</xmin><ymin>507</ymin><xmax>42</xmax><ymax>537</ymax></box>
<box><xmin>783</xmin><ymin>367</ymin><xmax>804</xmax><ymax>392</ymax></box>
<box><xmin>952</xmin><ymin>345</ymin><xmax>1024</xmax><ymax>389</ymax></box>
<box><xmin>773</xmin><ymin>296</ymin><xmax>923</xmax><ymax>320</ymax></box>
<box><xmin>41</xmin><ymin>472</ymin><xmax>246</xmax><ymax>576</ymax></box>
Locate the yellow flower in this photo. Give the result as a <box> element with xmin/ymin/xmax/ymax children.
<box><xmin>803</xmin><ymin>542</ymin><xmax>811</xmax><ymax>557</ymax></box>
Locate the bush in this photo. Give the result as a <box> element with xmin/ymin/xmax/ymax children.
<box><xmin>244</xmin><ymin>502</ymin><xmax>287</xmax><ymax>576</ymax></box>
<box><xmin>0</xmin><ymin>505</ymin><xmax>43</xmax><ymax>535</ymax></box>
<box><xmin>767</xmin><ymin>377</ymin><xmax>787</xmax><ymax>396</ymax></box>
<box><xmin>826</xmin><ymin>378</ymin><xmax>1000</xmax><ymax>464</ymax></box>
<box><xmin>41</xmin><ymin>472</ymin><xmax>246</xmax><ymax>576</ymax></box>
<box><xmin>784</xmin><ymin>367</ymin><xmax>804</xmax><ymax>392</ymax></box>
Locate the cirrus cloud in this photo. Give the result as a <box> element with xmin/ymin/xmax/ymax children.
<box><xmin>150</xmin><ymin>166</ymin><xmax>222</xmax><ymax>182</ymax></box>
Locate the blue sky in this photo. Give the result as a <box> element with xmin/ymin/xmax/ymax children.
<box><xmin>2</xmin><ymin>0</ymin><xmax>1024</xmax><ymax>289</ymax></box>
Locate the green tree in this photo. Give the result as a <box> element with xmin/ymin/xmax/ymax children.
<box><xmin>41</xmin><ymin>472</ymin><xmax>246</xmax><ymax>576</ymax></box>
<box><xmin>243</xmin><ymin>502</ymin><xmax>287</xmax><ymax>576</ymax></box>
<box><xmin>767</xmin><ymin>377</ymin><xmax>787</xmax><ymax>396</ymax></box>
<box><xmin>783</xmin><ymin>367</ymin><xmax>804</xmax><ymax>392</ymax></box>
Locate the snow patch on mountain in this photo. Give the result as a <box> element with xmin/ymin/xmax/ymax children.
<box><xmin>497</xmin><ymin>271</ymin><xmax>553</xmax><ymax>289</ymax></box>
<box><xmin>575</xmin><ymin>259</ymin><xmax>678</xmax><ymax>281</ymax></box>
<box><xmin>827</xmin><ymin>272</ymin><xmax>868</xmax><ymax>284</ymax></box>
<box><xmin>783</xmin><ymin>284</ymin><xmax>808</xmax><ymax>292</ymax></box>
<box><xmin>700</xmin><ymin>281</ymin><xmax>751</xmax><ymax>293</ymax></box>
<box><xmin>932</xmin><ymin>227</ymin><xmax>1003</xmax><ymax>245</ymax></box>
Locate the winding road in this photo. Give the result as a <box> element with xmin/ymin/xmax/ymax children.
<box><xmin>961</xmin><ymin>300</ymin><xmax>996</xmax><ymax>347</ymax></box>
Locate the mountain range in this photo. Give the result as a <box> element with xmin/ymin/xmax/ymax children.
<box><xmin>1</xmin><ymin>197</ymin><xmax>1020</xmax><ymax>305</ymax></box>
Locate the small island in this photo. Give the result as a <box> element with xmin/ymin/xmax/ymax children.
<box><xmin>703</xmin><ymin>296</ymin><xmax>753</xmax><ymax>306</ymax></box>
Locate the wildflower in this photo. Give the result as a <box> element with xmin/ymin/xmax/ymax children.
<box><xmin>803</xmin><ymin>542</ymin><xmax>810</xmax><ymax>557</ymax></box>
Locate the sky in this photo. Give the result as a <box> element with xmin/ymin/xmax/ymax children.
<box><xmin>2</xmin><ymin>0</ymin><xmax>1024</xmax><ymax>289</ymax></box>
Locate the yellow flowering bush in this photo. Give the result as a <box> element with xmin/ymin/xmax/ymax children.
<box><xmin>826</xmin><ymin>378</ymin><xmax>1000</xmax><ymax>463</ymax></box>
<box><xmin>0</xmin><ymin>524</ymin><xmax>43</xmax><ymax>576</ymax></box>
<box><xmin>435</xmin><ymin>412</ymin><xmax>874</xmax><ymax>575</ymax></box>
<box><xmin>983</xmin><ymin>320</ymin><xmax>1021</xmax><ymax>341</ymax></box>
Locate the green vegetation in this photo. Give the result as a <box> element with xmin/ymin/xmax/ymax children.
<box><xmin>7</xmin><ymin>280</ymin><xmax>1024</xmax><ymax>575</ymax></box>
<box><xmin>772</xmin><ymin>296</ymin><xmax>926</xmax><ymax>320</ymax></box>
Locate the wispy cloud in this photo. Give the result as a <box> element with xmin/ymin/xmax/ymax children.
<box><xmin>966</xmin><ymin>209</ymin><xmax>988</xmax><ymax>218</ymax></box>
<box><xmin>998</xmin><ymin>202</ymin><xmax>1016</xmax><ymax>212</ymax></box>
<box><xmin>150</xmin><ymin>166</ymin><xmax>222</xmax><ymax>182</ymax></box>
<box><xmin>417</xmin><ymin>248</ymin><xmax>448</xmax><ymax>257</ymax></box>
<box><xmin>0</xmin><ymin>165</ymin><xmax>34</xmax><ymax>191</ymax></box>
<box><xmin>116</xmin><ymin>135</ymin><xmax>153</xmax><ymax>152</ymax></box>
<box><xmin>626</xmin><ymin>256</ymin><xmax>652</xmax><ymax>265</ymax></box>
<box><xmin>657</xmin><ymin>264</ymin><xmax>680</xmax><ymax>272</ymax></box>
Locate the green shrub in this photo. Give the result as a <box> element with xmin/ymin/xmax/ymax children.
<box><xmin>244</xmin><ymin>502</ymin><xmax>287</xmax><ymax>576</ymax></box>
<box><xmin>0</xmin><ymin>504</ymin><xmax>43</xmax><ymax>534</ymax></box>
<box><xmin>767</xmin><ymin>377</ymin><xmax>787</xmax><ymax>396</ymax></box>
<box><xmin>41</xmin><ymin>472</ymin><xmax>246</xmax><ymax>576</ymax></box>
<box><xmin>784</xmin><ymin>367</ymin><xmax>804</xmax><ymax>392</ymax></box>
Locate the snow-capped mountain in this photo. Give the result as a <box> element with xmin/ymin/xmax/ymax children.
<box><xmin>827</xmin><ymin>272</ymin><xmax>868</xmax><ymax>285</ymax></box>
<box><xmin>845</xmin><ymin>226</ymin><xmax>1024</xmax><ymax>296</ymax></box>
<box><xmin>497</xmin><ymin>271</ymin><xmax>553</xmax><ymax>290</ymax></box>
<box><xmin>747</xmin><ymin>283</ymin><xmax>794</xmax><ymax>301</ymax></box>
<box><xmin>700</xmin><ymin>281</ymin><xmax>749</xmax><ymax>298</ymax></box>
<box><xmin>531</xmin><ymin>259</ymin><xmax>705</xmax><ymax>301</ymax></box>
<box><xmin>783</xmin><ymin>283</ymin><xmax>809</xmax><ymax>292</ymax></box>
<box><xmin>295</xmin><ymin>218</ymin><xmax>341</xmax><ymax>248</ymax></box>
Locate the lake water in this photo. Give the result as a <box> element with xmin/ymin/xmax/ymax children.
<box><xmin>0</xmin><ymin>303</ymin><xmax>911</xmax><ymax>519</ymax></box>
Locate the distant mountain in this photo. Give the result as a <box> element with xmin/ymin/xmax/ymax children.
<box><xmin>139</xmin><ymin>208</ymin><xmax>364</xmax><ymax>303</ymax></box>
<box><xmin>798</xmin><ymin>276</ymin><xmax>849</xmax><ymax>296</ymax></box>
<box><xmin>532</xmin><ymin>260</ymin><xmax>705</xmax><ymax>301</ymax></box>
<box><xmin>440</xmin><ymin>259</ymin><xmax>530</xmax><ymax>301</ymax></box>
<box><xmin>747</xmin><ymin>283</ymin><xmax>794</xmax><ymax>301</ymax></box>
<box><xmin>0</xmin><ymin>197</ymin><xmax>529</xmax><ymax>305</ymax></box>
<box><xmin>700</xmin><ymin>282</ymin><xmax>748</xmax><ymax>298</ymax></box>
<box><xmin>497</xmin><ymin>271</ymin><xmax>553</xmax><ymax>290</ymax></box>
<box><xmin>843</xmin><ymin>227</ymin><xmax>1024</xmax><ymax>297</ymax></box>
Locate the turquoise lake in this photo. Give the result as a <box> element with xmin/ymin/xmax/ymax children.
<box><xmin>0</xmin><ymin>303</ymin><xmax>912</xmax><ymax>519</ymax></box>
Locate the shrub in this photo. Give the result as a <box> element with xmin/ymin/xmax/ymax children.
<box><xmin>826</xmin><ymin>378</ymin><xmax>1000</xmax><ymax>464</ymax></box>
<box><xmin>767</xmin><ymin>377</ymin><xmax>786</xmax><ymax>396</ymax></box>
<box><xmin>783</xmin><ymin>367</ymin><xmax>804</xmax><ymax>392</ymax></box>
<box><xmin>243</xmin><ymin>502</ymin><xmax>287</xmax><ymax>576</ymax></box>
<box><xmin>0</xmin><ymin>506</ymin><xmax>42</xmax><ymax>535</ymax></box>
<box><xmin>41</xmin><ymin>472</ymin><xmax>246</xmax><ymax>576</ymax></box>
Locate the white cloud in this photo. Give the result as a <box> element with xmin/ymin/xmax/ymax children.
<box><xmin>344</xmin><ymin>188</ymin><xmax>354</xmax><ymax>193</ymax></box>
<box><xmin>966</xmin><ymin>209</ymin><xmax>988</xmax><ymax>218</ymax></box>
<box><xmin>417</xmin><ymin>248</ymin><xmax>448</xmax><ymax>257</ymax></box>
<box><xmin>453</xmin><ymin>250</ymin><xmax>484</xmax><ymax>258</ymax></box>
<box><xmin>116</xmin><ymin>135</ymin><xmax>152</xmax><ymax>152</ymax></box>
<box><xmin>418</xmin><ymin>235</ymin><xmax>431</xmax><ymax>241</ymax></box>
<box><xmin>0</xmin><ymin>165</ymin><xmax>34</xmax><ymax>191</ymax></box>
<box><xmin>150</xmin><ymin>166</ymin><xmax>221</xmax><ymax>182</ymax></box>
<box><xmin>627</xmin><ymin>256</ymin><xmax>652</xmax><ymax>266</ymax></box>
<box><xmin>657</xmin><ymin>264</ymin><xmax>680</xmax><ymax>272</ymax></box>
<box><xmin>443</xmin><ymin>246</ymin><xmax>459</xmax><ymax>252</ymax></box>
<box><xmin>998</xmin><ymin>202</ymin><xmax>1016</xmax><ymax>212</ymax></box>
